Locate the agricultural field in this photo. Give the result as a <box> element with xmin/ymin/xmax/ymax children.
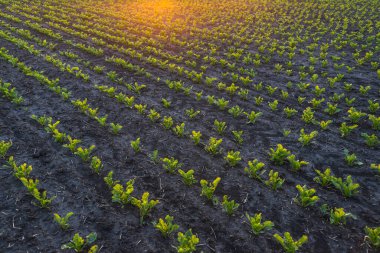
<box><xmin>0</xmin><ymin>0</ymin><xmax>379</xmax><ymax>252</ymax></box>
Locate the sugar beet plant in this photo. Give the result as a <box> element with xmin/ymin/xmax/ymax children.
<box><xmin>131</xmin><ymin>192</ymin><xmax>159</xmax><ymax>224</ymax></box>
<box><xmin>365</xmin><ymin>226</ymin><xmax>380</xmax><ymax>248</ymax></box>
<box><xmin>154</xmin><ymin>215</ymin><xmax>179</xmax><ymax>238</ymax></box>
<box><xmin>221</xmin><ymin>195</ymin><xmax>239</xmax><ymax>216</ymax></box>
<box><xmin>4</xmin><ymin>0</ymin><xmax>380</xmax><ymax>251</ymax></box>
<box><xmin>200</xmin><ymin>177</ymin><xmax>221</xmax><ymax>203</ymax></box>
<box><xmin>294</xmin><ymin>185</ymin><xmax>319</xmax><ymax>207</ymax></box>
<box><xmin>273</xmin><ymin>232</ymin><xmax>308</xmax><ymax>253</ymax></box>
<box><xmin>111</xmin><ymin>179</ymin><xmax>135</xmax><ymax>206</ymax></box>
<box><xmin>0</xmin><ymin>140</ymin><xmax>12</xmax><ymax>158</ymax></box>
<box><xmin>269</xmin><ymin>144</ymin><xmax>291</xmax><ymax>165</ymax></box>
<box><xmin>244</xmin><ymin>159</ymin><xmax>266</xmax><ymax>181</ymax></box>
<box><xmin>314</xmin><ymin>168</ymin><xmax>360</xmax><ymax>197</ymax></box>
<box><xmin>162</xmin><ymin>157</ymin><xmax>182</xmax><ymax>173</ymax></box>
<box><xmin>178</xmin><ymin>169</ymin><xmax>196</xmax><ymax>186</ymax></box>
<box><xmin>8</xmin><ymin>156</ymin><xmax>56</xmax><ymax>208</ymax></box>
<box><xmin>176</xmin><ymin>229</ymin><xmax>199</xmax><ymax>253</ymax></box>
<box><xmin>61</xmin><ymin>232</ymin><xmax>98</xmax><ymax>253</ymax></box>
<box><xmin>245</xmin><ymin>213</ymin><xmax>274</xmax><ymax>235</ymax></box>
<box><xmin>205</xmin><ymin>137</ymin><xmax>223</xmax><ymax>155</ymax></box>
<box><xmin>265</xmin><ymin>170</ymin><xmax>285</xmax><ymax>191</ymax></box>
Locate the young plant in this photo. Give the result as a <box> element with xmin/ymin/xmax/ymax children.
<box><xmin>368</xmin><ymin>115</ymin><xmax>380</xmax><ymax>130</ymax></box>
<box><xmin>90</xmin><ymin>156</ymin><xmax>103</xmax><ymax>174</ymax></box>
<box><xmin>134</xmin><ymin>104</ymin><xmax>147</xmax><ymax>114</ymax></box>
<box><xmin>132</xmin><ymin>192</ymin><xmax>159</xmax><ymax>224</ymax></box>
<box><xmin>148</xmin><ymin>109</ymin><xmax>161</xmax><ymax>122</ymax></box>
<box><xmin>63</xmin><ymin>136</ymin><xmax>81</xmax><ymax>152</ymax></box>
<box><xmin>31</xmin><ymin>188</ymin><xmax>56</xmax><ymax>208</ymax></box>
<box><xmin>173</xmin><ymin>123</ymin><xmax>185</xmax><ymax>137</ymax></box>
<box><xmin>330</xmin><ymin>207</ymin><xmax>355</xmax><ymax>225</ymax></box>
<box><xmin>319</xmin><ymin>120</ymin><xmax>332</xmax><ymax>130</ymax></box>
<box><xmin>368</xmin><ymin>100</ymin><xmax>379</xmax><ymax>113</ymax></box>
<box><xmin>266</xmin><ymin>85</ymin><xmax>278</xmax><ymax>95</ymax></box>
<box><xmin>361</xmin><ymin>133</ymin><xmax>379</xmax><ymax>147</ymax></box>
<box><xmin>283</xmin><ymin>107</ymin><xmax>298</xmax><ymax>118</ymax></box>
<box><xmin>364</xmin><ymin>226</ymin><xmax>380</xmax><ymax>248</ymax></box>
<box><xmin>161</xmin><ymin>98</ymin><xmax>171</xmax><ymax>108</ymax></box>
<box><xmin>124</xmin><ymin>96</ymin><xmax>135</xmax><ymax>108</ymax></box>
<box><xmin>207</xmin><ymin>95</ymin><xmax>215</xmax><ymax>105</ymax></box>
<box><xmin>268</xmin><ymin>100</ymin><xmax>279</xmax><ymax>111</ymax></box>
<box><xmin>232</xmin><ymin>130</ymin><xmax>244</xmax><ymax>145</ymax></box>
<box><xmin>8</xmin><ymin>157</ymin><xmax>33</xmax><ymax>179</ymax></box>
<box><xmin>162</xmin><ymin>116</ymin><xmax>174</xmax><ymax>130</ymax></box>
<box><xmin>178</xmin><ymin>169</ymin><xmax>196</xmax><ymax>186</ymax></box>
<box><xmin>224</xmin><ymin>150</ymin><xmax>241</xmax><ymax>167</ymax></box>
<box><xmin>54</xmin><ymin>212</ymin><xmax>74</xmax><ymax>230</ymax></box>
<box><xmin>331</xmin><ymin>175</ymin><xmax>360</xmax><ymax>197</ymax></box>
<box><xmin>309</xmin><ymin>98</ymin><xmax>324</xmax><ymax>109</ymax></box>
<box><xmin>245</xmin><ymin>110</ymin><xmax>262</xmax><ymax>124</ymax></box>
<box><xmin>213</xmin><ymin>120</ymin><xmax>227</xmax><ymax>135</ymax></box>
<box><xmin>0</xmin><ymin>140</ymin><xmax>12</xmax><ymax>158</ymax></box>
<box><xmin>74</xmin><ymin>145</ymin><xmax>95</xmax><ymax>162</ymax></box>
<box><xmin>109</xmin><ymin>123</ymin><xmax>123</xmax><ymax>134</ymax></box>
<box><xmin>31</xmin><ymin>114</ymin><xmax>52</xmax><ymax>126</ymax></box>
<box><xmin>301</xmin><ymin>107</ymin><xmax>314</xmax><ymax>124</ymax></box>
<box><xmin>195</xmin><ymin>91</ymin><xmax>203</xmax><ymax>101</ymax></box>
<box><xmin>244</xmin><ymin>159</ymin><xmax>265</xmax><ymax>180</ymax></box>
<box><xmin>295</xmin><ymin>185</ymin><xmax>319</xmax><ymax>207</ymax></box>
<box><xmin>265</xmin><ymin>170</ymin><xmax>285</xmax><ymax>190</ymax></box>
<box><xmin>185</xmin><ymin>108</ymin><xmax>200</xmax><ymax>119</ymax></box>
<box><xmin>339</xmin><ymin>123</ymin><xmax>357</xmax><ymax>137</ymax></box>
<box><xmin>190</xmin><ymin>131</ymin><xmax>202</xmax><ymax>145</ymax></box>
<box><xmin>104</xmin><ymin>171</ymin><xmax>119</xmax><ymax>188</ymax></box>
<box><xmin>130</xmin><ymin>138</ymin><xmax>141</xmax><ymax>153</ymax></box>
<box><xmin>205</xmin><ymin>137</ymin><xmax>223</xmax><ymax>155</ymax></box>
<box><xmin>228</xmin><ymin>105</ymin><xmax>244</xmax><ymax>118</ymax></box>
<box><xmin>154</xmin><ymin>215</ymin><xmax>179</xmax><ymax>238</ymax></box>
<box><xmin>176</xmin><ymin>229</ymin><xmax>199</xmax><ymax>253</ymax></box>
<box><xmin>246</xmin><ymin>213</ymin><xmax>274</xmax><ymax>235</ymax></box>
<box><xmin>216</xmin><ymin>98</ymin><xmax>229</xmax><ymax>110</ymax></box>
<box><xmin>200</xmin><ymin>177</ymin><xmax>221</xmax><ymax>202</ymax></box>
<box><xmin>370</xmin><ymin>164</ymin><xmax>380</xmax><ymax>174</ymax></box>
<box><xmin>343</xmin><ymin>149</ymin><xmax>362</xmax><ymax>166</ymax></box>
<box><xmin>95</xmin><ymin>115</ymin><xmax>108</xmax><ymax>127</ymax></box>
<box><xmin>111</xmin><ymin>179</ymin><xmax>135</xmax><ymax>206</ymax></box>
<box><xmin>287</xmin><ymin>155</ymin><xmax>309</xmax><ymax>171</ymax></box>
<box><xmin>314</xmin><ymin>168</ymin><xmax>333</xmax><ymax>186</ymax></box>
<box><xmin>61</xmin><ymin>232</ymin><xmax>98</xmax><ymax>252</ymax></box>
<box><xmin>149</xmin><ymin>150</ymin><xmax>159</xmax><ymax>164</ymax></box>
<box><xmin>269</xmin><ymin>144</ymin><xmax>291</xmax><ymax>165</ymax></box>
<box><xmin>221</xmin><ymin>195</ymin><xmax>239</xmax><ymax>216</ymax></box>
<box><xmin>162</xmin><ymin>157</ymin><xmax>182</xmax><ymax>173</ymax></box>
<box><xmin>273</xmin><ymin>232</ymin><xmax>308</xmax><ymax>253</ymax></box>
<box><xmin>347</xmin><ymin>107</ymin><xmax>366</xmax><ymax>123</ymax></box>
<box><xmin>324</xmin><ymin>103</ymin><xmax>340</xmax><ymax>115</ymax></box>
<box><xmin>298</xmin><ymin>129</ymin><xmax>318</xmax><ymax>146</ymax></box>
<box><xmin>255</xmin><ymin>96</ymin><xmax>264</xmax><ymax>105</ymax></box>
<box><xmin>282</xmin><ymin>129</ymin><xmax>291</xmax><ymax>137</ymax></box>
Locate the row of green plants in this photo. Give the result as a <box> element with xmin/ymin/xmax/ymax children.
<box><xmin>1</xmin><ymin>1</ymin><xmax>378</xmax><ymax>251</ymax></box>
<box><xmin>3</xmin><ymin>9</ymin><xmax>377</xmax><ymax>163</ymax></box>
<box><xmin>0</xmin><ymin>78</ymin><xmax>24</xmax><ymax>104</ymax></box>
<box><xmin>0</xmin><ymin>33</ymin><xmax>366</xmax><ymax>245</ymax></box>
<box><xmin>29</xmin><ymin>0</ymin><xmax>378</xmax><ymax>90</ymax></box>
<box><xmin>2</xmin><ymin>0</ymin><xmax>373</xmax><ymax>204</ymax></box>
<box><xmin>0</xmin><ymin>47</ymin><xmax>70</xmax><ymax>100</ymax></box>
<box><xmin>27</xmin><ymin>112</ymin><xmax>206</xmax><ymax>252</ymax></box>
<box><xmin>0</xmin><ymin>137</ymin><xmax>99</xmax><ymax>253</ymax></box>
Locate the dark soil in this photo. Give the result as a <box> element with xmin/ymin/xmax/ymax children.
<box><xmin>0</xmin><ymin>0</ymin><xmax>379</xmax><ymax>253</ymax></box>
